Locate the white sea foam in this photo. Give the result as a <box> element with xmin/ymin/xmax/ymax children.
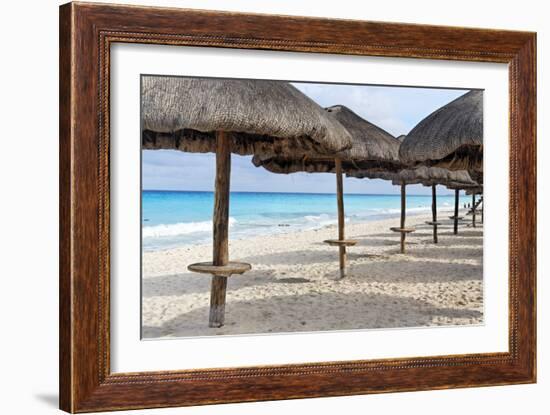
<box><xmin>352</xmin><ymin>206</ymin><xmax>431</xmax><ymax>218</ymax></box>
<box><xmin>143</xmin><ymin>217</ymin><xmax>236</xmax><ymax>238</ymax></box>
<box><xmin>304</xmin><ymin>213</ymin><xmax>339</xmax><ymax>229</ymax></box>
<box><xmin>304</xmin><ymin>214</ymin><xmax>331</xmax><ymax>222</ymax></box>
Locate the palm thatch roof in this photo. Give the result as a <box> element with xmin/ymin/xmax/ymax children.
<box><xmin>465</xmin><ymin>187</ymin><xmax>483</xmax><ymax>195</ymax></box>
<box><xmin>468</xmin><ymin>169</ymin><xmax>484</xmax><ymax>184</ymax></box>
<box><xmin>141</xmin><ymin>76</ymin><xmax>353</xmax><ymax>156</ymax></box>
<box><xmin>399</xmin><ymin>90</ymin><xmax>483</xmax><ymax>171</ymax></box>
<box><xmin>349</xmin><ymin>170</ymin><xmax>397</xmax><ymax>181</ymax></box>
<box><xmin>445</xmin><ymin>180</ymin><xmax>482</xmax><ymax>190</ymax></box>
<box><xmin>392</xmin><ymin>167</ymin><xmax>477</xmax><ymax>187</ymax></box>
<box><xmin>252</xmin><ymin>105</ymin><xmax>401</xmax><ymax>174</ymax></box>
<box><xmin>327</xmin><ymin>105</ymin><xmax>401</xmax><ymax>162</ymax></box>
<box><xmin>348</xmin><ymin>166</ymin><xmax>478</xmax><ymax>187</ymax></box>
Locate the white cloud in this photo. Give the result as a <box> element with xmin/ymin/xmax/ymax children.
<box><xmin>292</xmin><ymin>82</ymin><xmax>467</xmax><ymax>137</ymax></box>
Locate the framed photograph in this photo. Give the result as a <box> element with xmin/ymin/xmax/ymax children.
<box><xmin>59</xmin><ymin>2</ymin><xmax>536</xmax><ymax>412</ymax></box>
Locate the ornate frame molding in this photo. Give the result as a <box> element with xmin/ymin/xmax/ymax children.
<box><xmin>60</xmin><ymin>2</ymin><xmax>536</xmax><ymax>412</ymax></box>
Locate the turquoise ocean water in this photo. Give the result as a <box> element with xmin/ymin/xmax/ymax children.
<box><xmin>142</xmin><ymin>190</ymin><xmax>470</xmax><ymax>251</ymax></box>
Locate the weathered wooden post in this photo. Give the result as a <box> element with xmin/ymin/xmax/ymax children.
<box><xmin>431</xmin><ymin>184</ymin><xmax>438</xmax><ymax>243</ymax></box>
<box><xmin>210</xmin><ymin>131</ymin><xmax>231</xmax><ymax>327</ymax></box>
<box><xmin>335</xmin><ymin>159</ymin><xmax>346</xmax><ymax>278</ymax></box>
<box><xmin>400</xmin><ymin>183</ymin><xmax>406</xmax><ymax>253</ymax></box>
<box><xmin>188</xmin><ymin>131</ymin><xmax>251</xmax><ymax>328</ymax></box>
<box><xmin>323</xmin><ymin>159</ymin><xmax>357</xmax><ymax>279</ymax></box>
<box><xmin>424</xmin><ymin>184</ymin><xmax>440</xmax><ymax>243</ymax></box>
<box><xmin>454</xmin><ymin>189</ymin><xmax>459</xmax><ymax>235</ymax></box>
<box><xmin>472</xmin><ymin>193</ymin><xmax>476</xmax><ymax>228</ymax></box>
<box><xmin>390</xmin><ymin>182</ymin><xmax>415</xmax><ymax>253</ymax></box>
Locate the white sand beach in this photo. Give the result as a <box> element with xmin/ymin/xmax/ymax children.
<box><xmin>142</xmin><ymin>209</ymin><xmax>483</xmax><ymax>338</ymax></box>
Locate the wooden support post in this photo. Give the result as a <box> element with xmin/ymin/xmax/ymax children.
<box><xmin>335</xmin><ymin>159</ymin><xmax>346</xmax><ymax>278</ymax></box>
<box><xmin>481</xmin><ymin>196</ymin><xmax>484</xmax><ymax>224</ymax></box>
<box><xmin>432</xmin><ymin>184</ymin><xmax>438</xmax><ymax>243</ymax></box>
<box><xmin>210</xmin><ymin>131</ymin><xmax>231</xmax><ymax>328</ymax></box>
<box><xmin>454</xmin><ymin>189</ymin><xmax>459</xmax><ymax>235</ymax></box>
<box><xmin>472</xmin><ymin>193</ymin><xmax>476</xmax><ymax>228</ymax></box>
<box><xmin>400</xmin><ymin>183</ymin><xmax>406</xmax><ymax>253</ymax></box>
<box><xmin>209</xmin><ymin>276</ymin><xmax>227</xmax><ymax>328</ymax></box>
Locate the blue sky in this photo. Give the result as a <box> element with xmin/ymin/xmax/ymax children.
<box><xmin>142</xmin><ymin>81</ymin><xmax>469</xmax><ymax>195</ymax></box>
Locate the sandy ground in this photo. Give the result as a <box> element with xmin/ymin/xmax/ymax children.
<box><xmin>142</xmin><ymin>209</ymin><xmax>483</xmax><ymax>338</ymax></box>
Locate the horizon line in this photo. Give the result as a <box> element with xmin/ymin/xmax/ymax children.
<box><xmin>142</xmin><ymin>189</ymin><xmax>457</xmax><ymax>196</ymax></box>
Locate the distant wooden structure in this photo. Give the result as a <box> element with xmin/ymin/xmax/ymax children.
<box><xmin>452</xmin><ymin>188</ymin><xmax>461</xmax><ymax>234</ymax></box>
<box><xmin>466</xmin><ymin>187</ymin><xmax>484</xmax><ymax>226</ymax></box>
<box><xmin>472</xmin><ymin>193</ymin><xmax>477</xmax><ymax>227</ymax></box>
<box><xmin>396</xmin><ymin>167</ymin><xmax>476</xmax><ymax>245</ymax></box>
<box><xmin>399</xmin><ymin>90</ymin><xmax>484</xmax><ymax>240</ymax></box>
<box><xmin>253</xmin><ymin>105</ymin><xmax>401</xmax><ymax>278</ymax></box>
<box><xmin>446</xmin><ymin>182</ymin><xmax>484</xmax><ymax>234</ymax></box>
<box><xmin>389</xmin><ymin>183</ymin><xmax>415</xmax><ymax>253</ymax></box>
<box><xmin>427</xmin><ymin>184</ymin><xmax>441</xmax><ymax>243</ymax></box>
<box><xmin>350</xmin><ymin>167</ymin><xmax>478</xmax><ymax>251</ymax></box>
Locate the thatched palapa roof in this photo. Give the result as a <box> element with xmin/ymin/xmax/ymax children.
<box><xmin>348</xmin><ymin>166</ymin><xmax>478</xmax><ymax>188</ymax></box>
<box><xmin>349</xmin><ymin>170</ymin><xmax>397</xmax><ymax>181</ymax></box>
<box><xmin>399</xmin><ymin>90</ymin><xmax>483</xmax><ymax>171</ymax></box>
<box><xmin>252</xmin><ymin>105</ymin><xmax>401</xmax><ymax>174</ymax></box>
<box><xmin>465</xmin><ymin>187</ymin><xmax>483</xmax><ymax>195</ymax></box>
<box><xmin>392</xmin><ymin>167</ymin><xmax>477</xmax><ymax>187</ymax></box>
<box><xmin>141</xmin><ymin>76</ymin><xmax>352</xmax><ymax>156</ymax></box>
<box><xmin>468</xmin><ymin>169</ymin><xmax>484</xmax><ymax>184</ymax></box>
<box><xmin>446</xmin><ymin>181</ymin><xmax>482</xmax><ymax>191</ymax></box>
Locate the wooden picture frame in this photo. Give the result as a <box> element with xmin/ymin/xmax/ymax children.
<box><xmin>59</xmin><ymin>2</ymin><xmax>536</xmax><ymax>412</ymax></box>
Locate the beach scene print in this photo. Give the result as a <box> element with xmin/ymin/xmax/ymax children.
<box><xmin>141</xmin><ymin>76</ymin><xmax>483</xmax><ymax>338</ymax></box>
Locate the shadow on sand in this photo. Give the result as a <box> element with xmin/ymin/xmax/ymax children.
<box><xmin>143</xmin><ymin>231</ymin><xmax>482</xmax><ymax>298</ymax></box>
<box><xmin>142</xmin><ymin>268</ymin><xmax>276</xmax><ymax>298</ymax></box>
<box><xmin>142</xmin><ymin>290</ymin><xmax>483</xmax><ymax>338</ymax></box>
<box><xmin>347</xmin><ymin>259</ymin><xmax>482</xmax><ymax>284</ymax></box>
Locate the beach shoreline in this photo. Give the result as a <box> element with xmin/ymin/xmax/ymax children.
<box><xmin>144</xmin><ymin>207</ymin><xmax>442</xmax><ymax>252</ymax></box>
<box><xmin>141</xmin><ymin>190</ymin><xmax>469</xmax><ymax>250</ymax></box>
<box><xmin>142</xmin><ymin>210</ymin><xmax>483</xmax><ymax>338</ymax></box>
